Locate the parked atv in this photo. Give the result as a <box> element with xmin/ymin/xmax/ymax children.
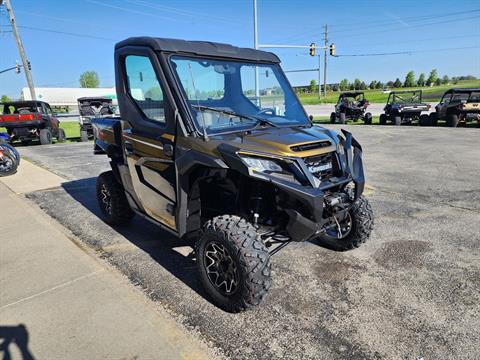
<box><xmin>330</xmin><ymin>92</ymin><xmax>372</xmax><ymax>124</ymax></box>
<box><xmin>430</xmin><ymin>88</ymin><xmax>480</xmax><ymax>127</ymax></box>
<box><xmin>77</xmin><ymin>97</ymin><xmax>115</xmax><ymax>142</ymax></box>
<box><xmin>0</xmin><ymin>143</ymin><xmax>20</xmax><ymax>177</ymax></box>
<box><xmin>0</xmin><ymin>101</ymin><xmax>65</xmax><ymax>145</ymax></box>
<box><xmin>379</xmin><ymin>90</ymin><xmax>430</xmax><ymax>126</ymax></box>
<box><xmin>92</xmin><ymin>37</ymin><xmax>374</xmax><ymax>312</ymax></box>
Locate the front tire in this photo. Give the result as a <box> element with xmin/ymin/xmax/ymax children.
<box><xmin>319</xmin><ymin>196</ymin><xmax>374</xmax><ymax>251</ymax></box>
<box><xmin>429</xmin><ymin>112</ymin><xmax>438</xmax><ymax>126</ymax></box>
<box><xmin>379</xmin><ymin>114</ymin><xmax>387</xmax><ymax>125</ymax></box>
<box><xmin>96</xmin><ymin>171</ymin><xmax>135</xmax><ymax>225</ymax></box>
<box><xmin>446</xmin><ymin>114</ymin><xmax>459</xmax><ymax>127</ymax></box>
<box><xmin>393</xmin><ymin>116</ymin><xmax>402</xmax><ymax>126</ymax></box>
<box><xmin>364</xmin><ymin>112</ymin><xmax>372</xmax><ymax>125</ymax></box>
<box><xmin>330</xmin><ymin>112</ymin><xmax>336</xmax><ymax>124</ymax></box>
<box><xmin>419</xmin><ymin>114</ymin><xmax>430</xmax><ymax>126</ymax></box>
<box><xmin>339</xmin><ymin>112</ymin><xmax>346</xmax><ymax>124</ymax></box>
<box><xmin>57</xmin><ymin>128</ymin><xmax>66</xmax><ymax>142</ymax></box>
<box><xmin>80</xmin><ymin>130</ymin><xmax>89</xmax><ymax>142</ymax></box>
<box><xmin>196</xmin><ymin>215</ymin><xmax>272</xmax><ymax>312</ymax></box>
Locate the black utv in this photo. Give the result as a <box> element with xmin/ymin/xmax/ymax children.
<box><xmin>77</xmin><ymin>97</ymin><xmax>115</xmax><ymax>142</ymax></box>
<box><xmin>330</xmin><ymin>92</ymin><xmax>372</xmax><ymax>124</ymax></box>
<box><xmin>430</xmin><ymin>88</ymin><xmax>480</xmax><ymax>127</ymax></box>
<box><xmin>379</xmin><ymin>90</ymin><xmax>431</xmax><ymax>126</ymax></box>
<box><xmin>92</xmin><ymin>37</ymin><xmax>374</xmax><ymax>312</ymax></box>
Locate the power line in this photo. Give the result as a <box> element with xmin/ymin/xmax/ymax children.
<box><xmin>334</xmin><ymin>46</ymin><xmax>479</xmax><ymax>57</ymax></box>
<box><xmin>16</xmin><ymin>25</ymin><xmax>117</xmax><ymax>41</ymax></box>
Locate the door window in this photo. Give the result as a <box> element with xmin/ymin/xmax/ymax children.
<box><xmin>125</xmin><ymin>55</ymin><xmax>166</xmax><ymax>124</ymax></box>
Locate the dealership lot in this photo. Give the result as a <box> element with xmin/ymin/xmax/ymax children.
<box><xmin>12</xmin><ymin>125</ymin><xmax>480</xmax><ymax>359</ymax></box>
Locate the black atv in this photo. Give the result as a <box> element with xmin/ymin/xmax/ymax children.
<box><xmin>379</xmin><ymin>90</ymin><xmax>430</xmax><ymax>126</ymax></box>
<box><xmin>330</xmin><ymin>92</ymin><xmax>372</xmax><ymax>124</ymax></box>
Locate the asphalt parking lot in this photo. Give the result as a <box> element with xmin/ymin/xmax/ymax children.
<box><xmin>18</xmin><ymin>125</ymin><xmax>480</xmax><ymax>359</ymax></box>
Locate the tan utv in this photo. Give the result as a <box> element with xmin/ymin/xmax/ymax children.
<box><xmin>430</xmin><ymin>88</ymin><xmax>480</xmax><ymax>127</ymax></box>
<box><xmin>91</xmin><ymin>37</ymin><xmax>374</xmax><ymax>312</ymax></box>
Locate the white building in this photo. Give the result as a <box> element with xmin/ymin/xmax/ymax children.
<box><xmin>21</xmin><ymin>87</ymin><xmax>117</xmax><ymax>107</ymax></box>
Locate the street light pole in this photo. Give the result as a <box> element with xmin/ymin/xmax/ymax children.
<box><xmin>253</xmin><ymin>0</ymin><xmax>260</xmax><ymax>104</ymax></box>
<box><xmin>3</xmin><ymin>0</ymin><xmax>36</xmax><ymax>100</ymax></box>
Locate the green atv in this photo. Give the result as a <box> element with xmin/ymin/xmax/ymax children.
<box><xmin>92</xmin><ymin>37</ymin><xmax>374</xmax><ymax>312</ymax></box>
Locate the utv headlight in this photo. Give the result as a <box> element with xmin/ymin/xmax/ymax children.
<box><xmin>241</xmin><ymin>156</ymin><xmax>283</xmax><ymax>173</ymax></box>
<box><xmin>240</xmin><ymin>155</ymin><xmax>305</xmax><ymax>184</ymax></box>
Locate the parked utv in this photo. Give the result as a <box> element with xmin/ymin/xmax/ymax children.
<box><xmin>430</xmin><ymin>88</ymin><xmax>480</xmax><ymax>127</ymax></box>
<box><xmin>0</xmin><ymin>100</ymin><xmax>65</xmax><ymax>145</ymax></box>
<box><xmin>92</xmin><ymin>37</ymin><xmax>374</xmax><ymax>312</ymax></box>
<box><xmin>77</xmin><ymin>97</ymin><xmax>115</xmax><ymax>142</ymax></box>
<box><xmin>330</xmin><ymin>92</ymin><xmax>372</xmax><ymax>124</ymax></box>
<box><xmin>379</xmin><ymin>90</ymin><xmax>430</xmax><ymax>126</ymax></box>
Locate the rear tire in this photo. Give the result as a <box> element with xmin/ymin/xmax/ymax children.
<box><xmin>80</xmin><ymin>130</ymin><xmax>89</xmax><ymax>142</ymax></box>
<box><xmin>379</xmin><ymin>114</ymin><xmax>387</xmax><ymax>125</ymax></box>
<box><xmin>446</xmin><ymin>114</ymin><xmax>459</xmax><ymax>127</ymax></box>
<box><xmin>319</xmin><ymin>196</ymin><xmax>374</xmax><ymax>251</ymax></box>
<box><xmin>196</xmin><ymin>215</ymin><xmax>272</xmax><ymax>312</ymax></box>
<box><xmin>39</xmin><ymin>128</ymin><xmax>53</xmax><ymax>145</ymax></box>
<box><xmin>57</xmin><ymin>128</ymin><xmax>66</xmax><ymax>142</ymax></box>
<box><xmin>419</xmin><ymin>114</ymin><xmax>430</xmax><ymax>126</ymax></box>
<box><xmin>0</xmin><ymin>145</ymin><xmax>18</xmax><ymax>177</ymax></box>
<box><xmin>364</xmin><ymin>112</ymin><xmax>372</xmax><ymax>125</ymax></box>
<box><xmin>330</xmin><ymin>112</ymin><xmax>336</xmax><ymax>124</ymax></box>
<box><xmin>339</xmin><ymin>112</ymin><xmax>346</xmax><ymax>124</ymax></box>
<box><xmin>96</xmin><ymin>171</ymin><xmax>135</xmax><ymax>225</ymax></box>
<box><xmin>394</xmin><ymin>116</ymin><xmax>402</xmax><ymax>126</ymax></box>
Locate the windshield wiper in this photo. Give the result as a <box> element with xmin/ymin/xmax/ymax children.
<box><xmin>191</xmin><ymin>105</ymin><xmax>279</xmax><ymax>128</ymax></box>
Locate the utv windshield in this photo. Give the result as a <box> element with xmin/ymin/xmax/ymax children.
<box><xmin>389</xmin><ymin>91</ymin><xmax>422</xmax><ymax>104</ymax></box>
<box><xmin>170</xmin><ymin>56</ymin><xmax>308</xmax><ymax>134</ymax></box>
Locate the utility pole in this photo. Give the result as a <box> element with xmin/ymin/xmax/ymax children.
<box><xmin>253</xmin><ymin>0</ymin><xmax>260</xmax><ymax>104</ymax></box>
<box><xmin>3</xmin><ymin>0</ymin><xmax>36</xmax><ymax>100</ymax></box>
<box><xmin>323</xmin><ymin>24</ymin><xmax>328</xmax><ymax>97</ymax></box>
<box><xmin>318</xmin><ymin>54</ymin><xmax>321</xmax><ymax>98</ymax></box>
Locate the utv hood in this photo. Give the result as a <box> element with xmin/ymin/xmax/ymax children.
<box><xmin>208</xmin><ymin>126</ymin><xmax>337</xmax><ymax>157</ymax></box>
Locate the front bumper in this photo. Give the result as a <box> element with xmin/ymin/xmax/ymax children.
<box><xmin>220</xmin><ymin>130</ymin><xmax>365</xmax><ymax>242</ymax></box>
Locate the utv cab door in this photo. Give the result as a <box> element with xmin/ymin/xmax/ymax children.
<box><xmin>119</xmin><ymin>50</ymin><xmax>177</xmax><ymax>232</ymax></box>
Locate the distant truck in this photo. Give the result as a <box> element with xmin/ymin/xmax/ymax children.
<box><xmin>430</xmin><ymin>88</ymin><xmax>480</xmax><ymax>127</ymax></box>
<box><xmin>330</xmin><ymin>91</ymin><xmax>372</xmax><ymax>124</ymax></box>
<box><xmin>77</xmin><ymin>97</ymin><xmax>115</xmax><ymax>142</ymax></box>
<box><xmin>379</xmin><ymin>90</ymin><xmax>430</xmax><ymax>126</ymax></box>
<box><xmin>0</xmin><ymin>100</ymin><xmax>65</xmax><ymax>145</ymax></box>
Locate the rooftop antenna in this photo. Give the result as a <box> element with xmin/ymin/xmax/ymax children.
<box><xmin>188</xmin><ymin>63</ymin><xmax>209</xmax><ymax>141</ymax></box>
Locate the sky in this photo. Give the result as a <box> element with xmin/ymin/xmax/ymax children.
<box><xmin>0</xmin><ymin>0</ymin><xmax>479</xmax><ymax>99</ymax></box>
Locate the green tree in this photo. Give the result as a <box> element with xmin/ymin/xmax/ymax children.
<box><xmin>1</xmin><ymin>95</ymin><xmax>11</xmax><ymax>103</ymax></box>
<box><xmin>435</xmin><ymin>78</ymin><xmax>442</xmax><ymax>86</ymax></box>
<box><xmin>417</xmin><ymin>73</ymin><xmax>426</xmax><ymax>86</ymax></box>
<box><xmin>309</xmin><ymin>79</ymin><xmax>317</xmax><ymax>93</ymax></box>
<box><xmin>404</xmin><ymin>71</ymin><xmax>415</xmax><ymax>87</ymax></box>
<box><xmin>393</xmin><ymin>78</ymin><xmax>402</xmax><ymax>88</ymax></box>
<box><xmin>376</xmin><ymin>81</ymin><xmax>384</xmax><ymax>89</ymax></box>
<box><xmin>426</xmin><ymin>69</ymin><xmax>438</xmax><ymax>86</ymax></box>
<box><xmin>359</xmin><ymin>81</ymin><xmax>367</xmax><ymax>90</ymax></box>
<box><xmin>353</xmin><ymin>78</ymin><xmax>362</xmax><ymax>90</ymax></box>
<box><xmin>80</xmin><ymin>71</ymin><xmax>100</xmax><ymax>88</ymax></box>
<box><xmin>339</xmin><ymin>78</ymin><xmax>349</xmax><ymax>91</ymax></box>
<box><xmin>369</xmin><ymin>80</ymin><xmax>377</xmax><ymax>90</ymax></box>
<box><xmin>442</xmin><ymin>75</ymin><xmax>449</xmax><ymax>85</ymax></box>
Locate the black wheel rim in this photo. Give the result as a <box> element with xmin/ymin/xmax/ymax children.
<box><xmin>100</xmin><ymin>184</ymin><xmax>112</xmax><ymax>215</ymax></box>
<box><xmin>326</xmin><ymin>213</ymin><xmax>353</xmax><ymax>239</ymax></box>
<box><xmin>204</xmin><ymin>241</ymin><xmax>239</xmax><ymax>295</ymax></box>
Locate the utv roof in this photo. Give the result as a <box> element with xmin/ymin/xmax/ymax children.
<box><xmin>444</xmin><ymin>88</ymin><xmax>480</xmax><ymax>93</ymax></box>
<box><xmin>77</xmin><ymin>97</ymin><xmax>113</xmax><ymax>102</ymax></box>
<box><xmin>340</xmin><ymin>92</ymin><xmax>364</xmax><ymax>96</ymax></box>
<box><xmin>115</xmin><ymin>37</ymin><xmax>280</xmax><ymax>63</ymax></box>
<box><xmin>1</xmin><ymin>100</ymin><xmax>47</xmax><ymax>106</ymax></box>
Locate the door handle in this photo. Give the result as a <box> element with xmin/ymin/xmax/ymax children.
<box><xmin>124</xmin><ymin>141</ymin><xmax>134</xmax><ymax>155</ymax></box>
<box><xmin>163</xmin><ymin>143</ymin><xmax>173</xmax><ymax>157</ymax></box>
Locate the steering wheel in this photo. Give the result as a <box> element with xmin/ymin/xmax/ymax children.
<box><xmin>255</xmin><ymin>108</ymin><xmax>275</xmax><ymax>116</ymax></box>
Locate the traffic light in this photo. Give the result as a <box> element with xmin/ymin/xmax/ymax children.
<box><xmin>329</xmin><ymin>43</ymin><xmax>336</xmax><ymax>56</ymax></box>
<box><xmin>15</xmin><ymin>63</ymin><xmax>20</xmax><ymax>74</ymax></box>
<box><xmin>27</xmin><ymin>61</ymin><xmax>31</xmax><ymax>70</ymax></box>
<box><xmin>309</xmin><ymin>42</ymin><xmax>316</xmax><ymax>57</ymax></box>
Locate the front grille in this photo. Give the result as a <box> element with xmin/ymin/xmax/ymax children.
<box><xmin>304</xmin><ymin>152</ymin><xmax>340</xmax><ymax>180</ymax></box>
<box><xmin>290</xmin><ymin>141</ymin><xmax>331</xmax><ymax>152</ymax></box>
